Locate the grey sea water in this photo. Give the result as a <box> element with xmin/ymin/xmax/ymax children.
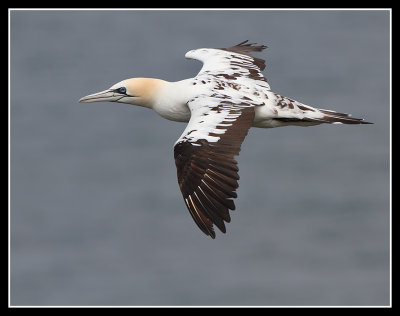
<box><xmin>10</xmin><ymin>10</ymin><xmax>390</xmax><ymax>306</ymax></box>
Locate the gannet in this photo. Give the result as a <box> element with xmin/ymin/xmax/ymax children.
<box><xmin>79</xmin><ymin>41</ymin><xmax>372</xmax><ymax>239</ymax></box>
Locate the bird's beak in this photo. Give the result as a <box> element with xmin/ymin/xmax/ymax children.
<box><xmin>78</xmin><ymin>89</ymin><xmax>121</xmax><ymax>103</ymax></box>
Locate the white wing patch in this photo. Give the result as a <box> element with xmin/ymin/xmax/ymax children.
<box><xmin>185</xmin><ymin>42</ymin><xmax>270</xmax><ymax>91</ymax></box>
<box><xmin>175</xmin><ymin>94</ymin><xmax>252</xmax><ymax>145</ymax></box>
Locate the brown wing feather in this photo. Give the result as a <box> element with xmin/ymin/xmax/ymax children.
<box><xmin>222</xmin><ymin>40</ymin><xmax>268</xmax><ymax>71</ymax></box>
<box><xmin>174</xmin><ymin>106</ymin><xmax>255</xmax><ymax>238</ymax></box>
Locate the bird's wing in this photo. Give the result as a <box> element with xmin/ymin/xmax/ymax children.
<box><xmin>185</xmin><ymin>40</ymin><xmax>270</xmax><ymax>88</ymax></box>
<box><xmin>174</xmin><ymin>94</ymin><xmax>255</xmax><ymax>238</ymax></box>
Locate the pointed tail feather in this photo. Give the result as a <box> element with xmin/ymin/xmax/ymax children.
<box><xmin>271</xmin><ymin>93</ymin><xmax>372</xmax><ymax>126</ymax></box>
<box><xmin>316</xmin><ymin>109</ymin><xmax>373</xmax><ymax>125</ymax></box>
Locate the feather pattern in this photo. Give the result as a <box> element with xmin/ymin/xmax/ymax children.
<box><xmin>174</xmin><ymin>95</ymin><xmax>255</xmax><ymax>238</ymax></box>
<box><xmin>175</xmin><ymin>40</ymin><xmax>371</xmax><ymax>238</ymax></box>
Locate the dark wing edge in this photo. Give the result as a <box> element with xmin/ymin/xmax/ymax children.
<box><xmin>222</xmin><ymin>40</ymin><xmax>268</xmax><ymax>71</ymax></box>
<box><xmin>174</xmin><ymin>106</ymin><xmax>255</xmax><ymax>239</ymax></box>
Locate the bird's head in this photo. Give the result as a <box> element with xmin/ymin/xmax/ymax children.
<box><xmin>78</xmin><ymin>77</ymin><xmax>165</xmax><ymax>108</ymax></box>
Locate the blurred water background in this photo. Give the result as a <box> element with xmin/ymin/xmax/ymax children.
<box><xmin>10</xmin><ymin>9</ymin><xmax>390</xmax><ymax>306</ymax></box>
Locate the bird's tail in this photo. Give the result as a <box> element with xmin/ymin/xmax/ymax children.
<box><xmin>271</xmin><ymin>93</ymin><xmax>373</xmax><ymax>126</ymax></box>
<box><xmin>312</xmin><ymin>109</ymin><xmax>373</xmax><ymax>125</ymax></box>
<box><xmin>274</xmin><ymin>108</ymin><xmax>373</xmax><ymax>126</ymax></box>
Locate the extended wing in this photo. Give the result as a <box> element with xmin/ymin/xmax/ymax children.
<box><xmin>185</xmin><ymin>40</ymin><xmax>270</xmax><ymax>89</ymax></box>
<box><xmin>174</xmin><ymin>95</ymin><xmax>255</xmax><ymax>238</ymax></box>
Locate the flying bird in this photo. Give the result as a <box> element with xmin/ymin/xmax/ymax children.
<box><xmin>79</xmin><ymin>41</ymin><xmax>372</xmax><ymax>239</ymax></box>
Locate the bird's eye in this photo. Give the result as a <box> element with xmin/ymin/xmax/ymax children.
<box><xmin>118</xmin><ymin>87</ymin><xmax>127</xmax><ymax>94</ymax></box>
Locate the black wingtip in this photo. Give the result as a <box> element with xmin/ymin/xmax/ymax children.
<box><xmin>234</xmin><ymin>40</ymin><xmax>268</xmax><ymax>51</ymax></box>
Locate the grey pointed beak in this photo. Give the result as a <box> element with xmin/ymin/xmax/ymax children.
<box><xmin>78</xmin><ymin>89</ymin><xmax>120</xmax><ymax>103</ymax></box>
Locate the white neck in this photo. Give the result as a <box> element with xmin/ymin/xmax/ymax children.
<box><xmin>150</xmin><ymin>79</ymin><xmax>196</xmax><ymax>122</ymax></box>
